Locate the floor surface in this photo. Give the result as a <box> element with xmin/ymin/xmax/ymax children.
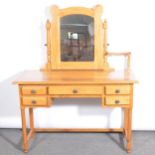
<box><xmin>0</xmin><ymin>129</ymin><xmax>155</xmax><ymax>155</ymax></box>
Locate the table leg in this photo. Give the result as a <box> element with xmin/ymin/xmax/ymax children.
<box><xmin>127</xmin><ymin>108</ymin><xmax>132</xmax><ymax>153</ymax></box>
<box><xmin>124</xmin><ymin>108</ymin><xmax>129</xmax><ymax>139</ymax></box>
<box><xmin>29</xmin><ymin>108</ymin><xmax>35</xmax><ymax>138</ymax></box>
<box><xmin>21</xmin><ymin>107</ymin><xmax>28</xmax><ymax>153</ymax></box>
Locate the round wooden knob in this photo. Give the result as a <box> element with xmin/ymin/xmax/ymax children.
<box><xmin>31</xmin><ymin>100</ymin><xmax>37</xmax><ymax>104</ymax></box>
<box><xmin>31</xmin><ymin>90</ymin><xmax>36</xmax><ymax>94</ymax></box>
<box><xmin>115</xmin><ymin>100</ymin><xmax>120</xmax><ymax>104</ymax></box>
<box><xmin>72</xmin><ymin>89</ymin><xmax>78</xmax><ymax>94</ymax></box>
<box><xmin>115</xmin><ymin>89</ymin><xmax>120</xmax><ymax>94</ymax></box>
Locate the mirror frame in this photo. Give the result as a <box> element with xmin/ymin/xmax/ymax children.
<box><xmin>44</xmin><ymin>5</ymin><xmax>110</xmax><ymax>70</ymax></box>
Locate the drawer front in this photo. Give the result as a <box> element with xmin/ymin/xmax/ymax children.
<box><xmin>105</xmin><ymin>85</ymin><xmax>130</xmax><ymax>95</ymax></box>
<box><xmin>22</xmin><ymin>86</ymin><xmax>47</xmax><ymax>95</ymax></box>
<box><xmin>49</xmin><ymin>86</ymin><xmax>103</xmax><ymax>95</ymax></box>
<box><xmin>105</xmin><ymin>96</ymin><xmax>130</xmax><ymax>105</ymax></box>
<box><xmin>22</xmin><ymin>96</ymin><xmax>47</xmax><ymax>106</ymax></box>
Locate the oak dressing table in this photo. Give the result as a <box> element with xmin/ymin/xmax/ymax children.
<box><xmin>13</xmin><ymin>5</ymin><xmax>137</xmax><ymax>153</ymax></box>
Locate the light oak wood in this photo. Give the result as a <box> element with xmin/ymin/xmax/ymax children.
<box><xmin>22</xmin><ymin>86</ymin><xmax>47</xmax><ymax>95</ymax></box>
<box><xmin>43</xmin><ymin>5</ymin><xmax>110</xmax><ymax>70</ymax></box>
<box><xmin>29</xmin><ymin>108</ymin><xmax>34</xmax><ymax>138</ymax></box>
<box><xmin>49</xmin><ymin>85</ymin><xmax>103</xmax><ymax>95</ymax></box>
<box><xmin>127</xmin><ymin>108</ymin><xmax>132</xmax><ymax>153</ymax></box>
<box><xmin>48</xmin><ymin>95</ymin><xmax>101</xmax><ymax>98</ymax></box>
<box><xmin>20</xmin><ymin>107</ymin><xmax>28</xmax><ymax>153</ymax></box>
<box><xmin>105</xmin><ymin>96</ymin><xmax>130</xmax><ymax>105</ymax></box>
<box><xmin>34</xmin><ymin>128</ymin><xmax>124</xmax><ymax>133</ymax></box>
<box><xmin>126</xmin><ymin>85</ymin><xmax>133</xmax><ymax>152</ymax></box>
<box><xmin>124</xmin><ymin>108</ymin><xmax>129</xmax><ymax>139</ymax></box>
<box><xmin>103</xmin><ymin>20</ymin><xmax>108</xmax><ymax>54</ymax></box>
<box><xmin>60</xmin><ymin>7</ymin><xmax>94</xmax><ymax>17</ymax></box>
<box><xmin>22</xmin><ymin>96</ymin><xmax>47</xmax><ymax>106</ymax></box>
<box><xmin>46</xmin><ymin>20</ymin><xmax>51</xmax><ymax>70</ymax></box>
<box><xmin>27</xmin><ymin>130</ymin><xmax>33</xmax><ymax>141</ymax></box>
<box><xmin>105</xmin><ymin>85</ymin><xmax>130</xmax><ymax>95</ymax></box>
<box><xmin>106</xmin><ymin>52</ymin><xmax>131</xmax><ymax>56</ymax></box>
<box><xmin>13</xmin><ymin>70</ymin><xmax>137</xmax><ymax>85</ymax></box>
<box><xmin>13</xmin><ymin>4</ymin><xmax>137</xmax><ymax>153</ymax></box>
<box><xmin>14</xmin><ymin>70</ymin><xmax>136</xmax><ymax>152</ymax></box>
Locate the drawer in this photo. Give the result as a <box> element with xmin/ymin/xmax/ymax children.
<box><xmin>22</xmin><ymin>96</ymin><xmax>47</xmax><ymax>106</ymax></box>
<box><xmin>105</xmin><ymin>96</ymin><xmax>130</xmax><ymax>105</ymax></box>
<box><xmin>49</xmin><ymin>85</ymin><xmax>103</xmax><ymax>95</ymax></box>
<box><xmin>22</xmin><ymin>86</ymin><xmax>47</xmax><ymax>95</ymax></box>
<box><xmin>105</xmin><ymin>85</ymin><xmax>130</xmax><ymax>95</ymax></box>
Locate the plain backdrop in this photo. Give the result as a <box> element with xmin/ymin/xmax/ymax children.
<box><xmin>0</xmin><ymin>0</ymin><xmax>155</xmax><ymax>130</ymax></box>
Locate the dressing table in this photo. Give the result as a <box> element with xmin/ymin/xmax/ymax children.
<box><xmin>13</xmin><ymin>5</ymin><xmax>137</xmax><ymax>153</ymax></box>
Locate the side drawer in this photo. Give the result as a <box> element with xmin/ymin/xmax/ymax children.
<box><xmin>105</xmin><ymin>85</ymin><xmax>130</xmax><ymax>95</ymax></box>
<box><xmin>105</xmin><ymin>96</ymin><xmax>130</xmax><ymax>105</ymax></box>
<box><xmin>22</xmin><ymin>86</ymin><xmax>47</xmax><ymax>95</ymax></box>
<box><xmin>49</xmin><ymin>85</ymin><xmax>103</xmax><ymax>95</ymax></box>
<box><xmin>22</xmin><ymin>96</ymin><xmax>47</xmax><ymax>106</ymax></box>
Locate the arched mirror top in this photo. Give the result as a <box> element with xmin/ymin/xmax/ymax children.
<box><xmin>51</xmin><ymin>5</ymin><xmax>103</xmax><ymax>18</ymax></box>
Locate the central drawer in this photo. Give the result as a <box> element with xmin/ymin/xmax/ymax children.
<box><xmin>48</xmin><ymin>85</ymin><xmax>103</xmax><ymax>95</ymax></box>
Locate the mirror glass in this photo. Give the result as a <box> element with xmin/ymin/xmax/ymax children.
<box><xmin>60</xmin><ymin>15</ymin><xmax>94</xmax><ymax>61</ymax></box>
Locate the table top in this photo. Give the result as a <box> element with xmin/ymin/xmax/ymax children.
<box><xmin>13</xmin><ymin>70</ymin><xmax>138</xmax><ymax>85</ymax></box>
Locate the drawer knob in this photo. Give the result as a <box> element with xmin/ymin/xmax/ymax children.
<box><xmin>72</xmin><ymin>89</ymin><xmax>78</xmax><ymax>94</ymax></box>
<box><xmin>31</xmin><ymin>100</ymin><xmax>37</xmax><ymax>104</ymax></box>
<box><xmin>115</xmin><ymin>89</ymin><xmax>120</xmax><ymax>94</ymax></box>
<box><xmin>31</xmin><ymin>90</ymin><xmax>36</xmax><ymax>94</ymax></box>
<box><xmin>115</xmin><ymin>100</ymin><xmax>120</xmax><ymax>104</ymax></box>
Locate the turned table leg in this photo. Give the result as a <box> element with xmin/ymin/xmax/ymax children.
<box><xmin>21</xmin><ymin>107</ymin><xmax>28</xmax><ymax>153</ymax></box>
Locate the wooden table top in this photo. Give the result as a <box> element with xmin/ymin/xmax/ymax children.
<box><xmin>13</xmin><ymin>70</ymin><xmax>138</xmax><ymax>85</ymax></box>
